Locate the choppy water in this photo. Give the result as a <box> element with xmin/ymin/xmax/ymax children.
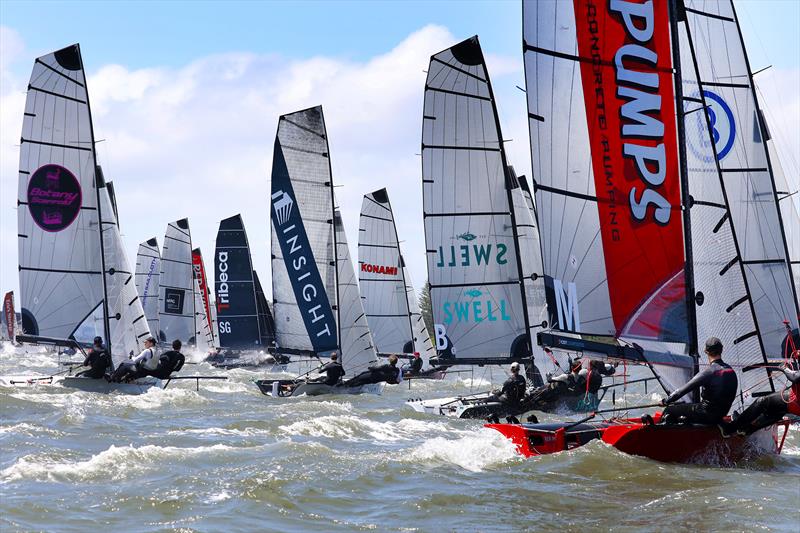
<box><xmin>1</xmin><ymin>344</ymin><xmax>798</xmax><ymax>532</ymax></box>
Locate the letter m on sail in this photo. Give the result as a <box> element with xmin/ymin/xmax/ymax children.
<box><xmin>553</xmin><ymin>279</ymin><xmax>581</xmax><ymax>332</ymax></box>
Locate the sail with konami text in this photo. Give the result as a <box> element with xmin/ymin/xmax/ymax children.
<box><xmin>136</xmin><ymin>238</ymin><xmax>161</xmax><ymax>342</ymax></box>
<box><xmin>422</xmin><ymin>36</ymin><xmax>539</xmax><ymax>365</ymax></box>
<box><xmin>159</xmin><ymin>219</ymin><xmax>195</xmax><ymax>345</ymax></box>
<box><xmin>269</xmin><ymin>106</ymin><xmax>339</xmax><ymax>357</ymax></box>
<box><xmin>215</xmin><ymin>214</ymin><xmax>262</xmax><ymax>351</ymax></box>
<box><xmin>359</xmin><ymin>188</ymin><xmax>434</xmax><ymax>366</ymax></box>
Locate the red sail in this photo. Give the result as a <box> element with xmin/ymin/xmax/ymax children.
<box><xmin>573</xmin><ymin>0</ymin><xmax>686</xmax><ymax>340</ymax></box>
<box><xmin>2</xmin><ymin>292</ymin><xmax>14</xmax><ymax>340</ymax></box>
<box><xmin>192</xmin><ymin>249</ymin><xmax>214</xmax><ymax>334</ymax></box>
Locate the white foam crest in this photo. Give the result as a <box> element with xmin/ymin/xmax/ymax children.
<box><xmin>1</xmin><ymin>443</ymin><xmax>238</xmax><ymax>483</ymax></box>
<box><xmin>280</xmin><ymin>415</ymin><xmax>451</xmax><ymax>443</ymax></box>
<box><xmin>110</xmin><ymin>386</ymin><xmax>206</xmax><ymax>410</ymax></box>
<box><xmin>408</xmin><ymin>427</ymin><xmax>520</xmax><ymax>472</ymax></box>
<box><xmin>167</xmin><ymin>426</ymin><xmax>270</xmax><ymax>438</ymax></box>
<box><xmin>0</xmin><ymin>422</ymin><xmax>63</xmax><ymax>437</ymax></box>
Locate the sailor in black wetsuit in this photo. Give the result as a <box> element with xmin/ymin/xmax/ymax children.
<box><xmin>344</xmin><ymin>355</ymin><xmax>402</xmax><ymax>387</ymax></box>
<box><xmin>492</xmin><ymin>362</ymin><xmax>526</xmax><ymax>407</ymax></box>
<box><xmin>660</xmin><ymin>337</ymin><xmax>738</xmax><ymax>425</ymax></box>
<box><xmin>150</xmin><ymin>340</ymin><xmax>186</xmax><ymax>380</ymax></box>
<box><xmin>311</xmin><ymin>353</ymin><xmax>345</xmax><ymax>386</ymax></box>
<box><xmin>403</xmin><ymin>352</ymin><xmax>424</xmax><ymax>376</ymax></box>
<box><xmin>76</xmin><ymin>337</ymin><xmax>112</xmax><ymax>379</ymax></box>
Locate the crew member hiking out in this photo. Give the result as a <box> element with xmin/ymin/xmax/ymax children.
<box><xmin>149</xmin><ymin>339</ymin><xmax>186</xmax><ymax>380</ymax></box>
<box><xmin>492</xmin><ymin>362</ymin><xmax>526</xmax><ymax>407</ymax></box>
<box><xmin>344</xmin><ymin>354</ymin><xmax>402</xmax><ymax>387</ymax></box>
<box><xmin>76</xmin><ymin>336</ymin><xmax>112</xmax><ymax>379</ymax></box>
<box><xmin>720</xmin><ymin>329</ymin><xmax>800</xmax><ymax>437</ymax></box>
<box><xmin>660</xmin><ymin>337</ymin><xmax>737</xmax><ymax>425</ymax></box>
<box><xmin>311</xmin><ymin>352</ymin><xmax>345</xmax><ymax>386</ymax></box>
<box><xmin>110</xmin><ymin>337</ymin><xmax>158</xmax><ymax>383</ymax></box>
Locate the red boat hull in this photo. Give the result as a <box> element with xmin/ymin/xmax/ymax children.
<box><xmin>488</xmin><ymin>413</ymin><xmax>791</xmax><ymax>465</ymax></box>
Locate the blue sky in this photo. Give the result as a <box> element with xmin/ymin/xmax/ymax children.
<box><xmin>1</xmin><ymin>0</ymin><xmax>798</xmax><ymax>303</ymax></box>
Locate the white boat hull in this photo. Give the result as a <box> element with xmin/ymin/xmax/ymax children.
<box><xmin>256</xmin><ymin>379</ymin><xmax>383</xmax><ymax>397</ymax></box>
<box><xmin>61</xmin><ymin>376</ymin><xmax>161</xmax><ymax>394</ymax></box>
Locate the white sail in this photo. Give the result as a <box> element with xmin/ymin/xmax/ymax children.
<box><xmin>684</xmin><ymin>0</ymin><xmax>799</xmax><ymax>358</ymax></box>
<box><xmin>17</xmin><ymin>44</ymin><xmax>106</xmax><ymax>342</ymax></box>
<box><xmin>422</xmin><ymin>36</ymin><xmax>537</xmax><ymax>363</ymax></box>
<box><xmin>335</xmin><ymin>206</ymin><xmax>378</xmax><ymax>374</ymax></box>
<box><xmin>159</xmin><ymin>219</ymin><xmax>195</xmax><ymax>345</ymax></box>
<box><xmin>135</xmin><ymin>238</ymin><xmax>161</xmax><ymax>341</ymax></box>
<box><xmin>270</xmin><ymin>106</ymin><xmax>338</xmax><ymax>356</ymax></box>
<box><xmin>359</xmin><ymin>188</ymin><xmax>433</xmax><ymax>363</ymax></box>
<box><xmin>98</xmin><ymin>172</ymin><xmax>150</xmax><ymax>363</ymax></box>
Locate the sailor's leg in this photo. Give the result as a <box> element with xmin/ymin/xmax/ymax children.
<box><xmin>662</xmin><ymin>402</ymin><xmax>695</xmax><ymax>424</ymax></box>
<box><xmin>741</xmin><ymin>393</ymin><xmax>788</xmax><ymax>434</ymax></box>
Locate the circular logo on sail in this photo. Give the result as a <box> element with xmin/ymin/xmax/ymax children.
<box><xmin>27</xmin><ymin>164</ymin><xmax>82</xmax><ymax>232</ymax></box>
<box><xmin>702</xmin><ymin>90</ymin><xmax>736</xmax><ymax>160</ymax></box>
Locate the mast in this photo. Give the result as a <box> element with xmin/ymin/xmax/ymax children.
<box><xmin>669</xmin><ymin>0</ymin><xmax>700</xmax><ymax>384</ymax></box>
<box><xmin>325</xmin><ymin>120</ymin><xmax>342</xmax><ymax>355</ymax></box>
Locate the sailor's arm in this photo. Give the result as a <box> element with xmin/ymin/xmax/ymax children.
<box><xmin>664</xmin><ymin>367</ymin><xmax>710</xmax><ymax>404</ymax></box>
<box><xmin>599</xmin><ymin>363</ymin><xmax>617</xmax><ymax>376</ymax></box>
<box><xmin>780</xmin><ymin>367</ymin><xmax>800</xmax><ymax>383</ymax></box>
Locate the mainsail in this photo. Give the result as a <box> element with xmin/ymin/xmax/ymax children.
<box><xmin>135</xmin><ymin>238</ymin><xmax>161</xmax><ymax>341</ymax></box>
<box><xmin>270</xmin><ymin>105</ymin><xmax>377</xmax><ymax>372</ymax></box>
<box><xmin>421</xmin><ymin>36</ymin><xmax>538</xmax><ymax>363</ymax></box>
<box><xmin>214</xmin><ymin>214</ymin><xmax>263</xmax><ymax>350</ymax></box>
<box><xmin>159</xmin><ymin>219</ymin><xmax>195</xmax><ymax>345</ymax></box>
<box><xmin>682</xmin><ymin>0</ymin><xmax>799</xmax><ymax>358</ymax></box>
<box><xmin>17</xmin><ymin>44</ymin><xmax>108</xmax><ymax>344</ymax></box>
<box><xmin>359</xmin><ymin>188</ymin><xmax>434</xmax><ymax>364</ymax></box>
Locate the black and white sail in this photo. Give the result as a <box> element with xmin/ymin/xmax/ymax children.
<box><xmin>214</xmin><ymin>214</ymin><xmax>263</xmax><ymax>350</ymax></box>
<box><xmin>270</xmin><ymin>106</ymin><xmax>376</xmax><ymax>373</ymax></box>
<box><xmin>253</xmin><ymin>270</ymin><xmax>276</xmax><ymax>348</ymax></box>
<box><xmin>421</xmin><ymin>36</ymin><xmax>541</xmax><ymax>365</ymax></box>
<box><xmin>359</xmin><ymin>188</ymin><xmax>434</xmax><ymax>364</ymax></box>
<box><xmin>159</xmin><ymin>219</ymin><xmax>195</xmax><ymax>345</ymax></box>
<box><xmin>16</xmin><ymin>44</ymin><xmax>149</xmax><ymax>364</ymax></box>
<box><xmin>136</xmin><ymin>238</ymin><xmax>161</xmax><ymax>341</ymax></box>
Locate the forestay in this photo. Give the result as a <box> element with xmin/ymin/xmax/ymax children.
<box><xmin>135</xmin><ymin>238</ymin><xmax>161</xmax><ymax>341</ymax></box>
<box><xmin>270</xmin><ymin>106</ymin><xmax>338</xmax><ymax>356</ymax></box>
<box><xmin>359</xmin><ymin>188</ymin><xmax>434</xmax><ymax>364</ymax></box>
<box><xmin>215</xmin><ymin>214</ymin><xmax>263</xmax><ymax>350</ymax></box>
<box><xmin>422</xmin><ymin>36</ymin><xmax>534</xmax><ymax>363</ymax></box>
<box><xmin>159</xmin><ymin>219</ymin><xmax>195</xmax><ymax>345</ymax></box>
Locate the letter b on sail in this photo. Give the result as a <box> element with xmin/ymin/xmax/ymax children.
<box><xmin>553</xmin><ymin>279</ymin><xmax>581</xmax><ymax>332</ymax></box>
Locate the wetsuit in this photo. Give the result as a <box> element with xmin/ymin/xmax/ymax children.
<box><xmin>315</xmin><ymin>361</ymin><xmax>345</xmax><ymax>386</ymax></box>
<box><xmin>76</xmin><ymin>347</ymin><xmax>112</xmax><ymax>379</ymax></box>
<box><xmin>662</xmin><ymin>359</ymin><xmax>738</xmax><ymax>425</ymax></box>
<box><xmin>345</xmin><ymin>363</ymin><xmax>400</xmax><ymax>387</ymax></box>
<box><xmin>149</xmin><ymin>350</ymin><xmax>185</xmax><ymax>380</ymax></box>
<box><xmin>406</xmin><ymin>357</ymin><xmax>423</xmax><ymax>375</ymax></box>
<box><xmin>495</xmin><ymin>373</ymin><xmax>526</xmax><ymax>406</ymax></box>
<box><xmin>111</xmin><ymin>347</ymin><xmax>158</xmax><ymax>382</ymax></box>
<box><xmin>725</xmin><ymin>362</ymin><xmax>800</xmax><ymax>435</ymax></box>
